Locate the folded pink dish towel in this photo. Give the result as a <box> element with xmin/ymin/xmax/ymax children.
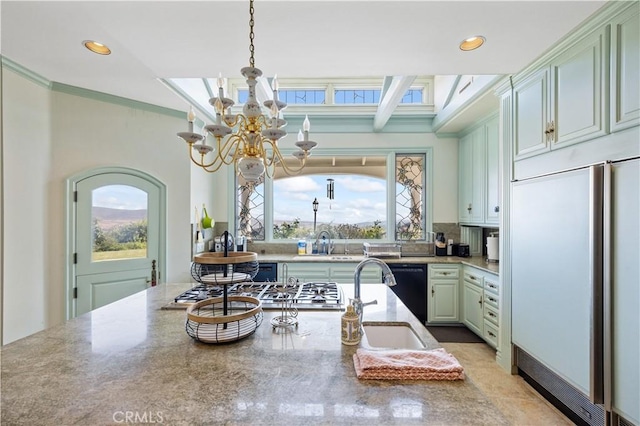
<box><xmin>353</xmin><ymin>348</ymin><xmax>465</xmax><ymax>381</ymax></box>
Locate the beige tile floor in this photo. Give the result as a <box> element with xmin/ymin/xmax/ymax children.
<box><xmin>441</xmin><ymin>342</ymin><xmax>574</xmax><ymax>426</ymax></box>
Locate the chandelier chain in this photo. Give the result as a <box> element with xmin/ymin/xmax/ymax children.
<box><xmin>177</xmin><ymin>0</ymin><xmax>316</xmax><ymax>181</ymax></box>
<box><xmin>248</xmin><ymin>0</ymin><xmax>255</xmax><ymax>68</ymax></box>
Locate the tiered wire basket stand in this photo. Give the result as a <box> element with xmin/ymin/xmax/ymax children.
<box><xmin>186</xmin><ymin>250</ymin><xmax>263</xmax><ymax>343</ymax></box>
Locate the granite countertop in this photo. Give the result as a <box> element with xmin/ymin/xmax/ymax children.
<box><xmin>1</xmin><ymin>283</ymin><xmax>507</xmax><ymax>425</ymax></box>
<box><xmin>256</xmin><ymin>254</ymin><xmax>499</xmax><ymax>275</ymax></box>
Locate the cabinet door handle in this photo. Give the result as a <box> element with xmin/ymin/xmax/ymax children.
<box><xmin>494</xmin><ymin>206</ymin><xmax>499</xmax><ymax>213</ymax></box>
<box><xmin>478</xmin><ymin>298</ymin><xmax>483</xmax><ymax>306</ymax></box>
<box><xmin>544</xmin><ymin>122</ymin><xmax>552</xmax><ymax>142</ymax></box>
<box><xmin>544</xmin><ymin>121</ymin><xmax>556</xmax><ymax>143</ymax></box>
<box><xmin>467</xmin><ymin>203</ymin><xmax>472</xmax><ymax>213</ymax></box>
<box><xmin>431</xmin><ymin>287</ymin><xmax>435</xmax><ymax>297</ymax></box>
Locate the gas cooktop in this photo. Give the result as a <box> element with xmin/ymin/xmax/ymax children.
<box><xmin>163</xmin><ymin>281</ymin><xmax>344</xmax><ymax>311</ymax></box>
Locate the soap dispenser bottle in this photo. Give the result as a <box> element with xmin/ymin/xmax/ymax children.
<box><xmin>341</xmin><ymin>304</ymin><xmax>361</xmax><ymax>345</ymax></box>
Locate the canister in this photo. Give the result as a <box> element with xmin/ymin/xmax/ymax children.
<box><xmin>487</xmin><ymin>233</ymin><xmax>499</xmax><ymax>262</ymax></box>
<box><xmin>297</xmin><ymin>240</ymin><xmax>307</xmax><ymax>255</ymax></box>
<box><xmin>341</xmin><ymin>304</ymin><xmax>361</xmax><ymax>345</ymax></box>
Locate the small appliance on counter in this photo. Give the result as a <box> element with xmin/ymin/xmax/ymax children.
<box><xmin>363</xmin><ymin>242</ymin><xmax>401</xmax><ymax>258</ymax></box>
<box><xmin>486</xmin><ymin>232</ymin><xmax>499</xmax><ymax>262</ymax></box>
<box><xmin>213</xmin><ymin>231</ymin><xmax>235</xmax><ymax>252</ymax></box>
<box><xmin>457</xmin><ymin>244</ymin><xmax>470</xmax><ymax>257</ymax></box>
<box><xmin>435</xmin><ymin>232</ymin><xmax>447</xmax><ymax>256</ymax></box>
<box><xmin>236</xmin><ymin>235</ymin><xmax>247</xmax><ymax>252</ymax></box>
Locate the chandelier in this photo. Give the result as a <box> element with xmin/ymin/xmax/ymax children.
<box><xmin>176</xmin><ymin>0</ymin><xmax>318</xmax><ymax>182</ymax></box>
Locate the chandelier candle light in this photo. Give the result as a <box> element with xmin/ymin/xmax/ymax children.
<box><xmin>176</xmin><ymin>0</ymin><xmax>318</xmax><ymax>182</ymax></box>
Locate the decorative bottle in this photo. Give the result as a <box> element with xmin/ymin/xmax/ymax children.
<box><xmin>341</xmin><ymin>304</ymin><xmax>361</xmax><ymax>345</ymax></box>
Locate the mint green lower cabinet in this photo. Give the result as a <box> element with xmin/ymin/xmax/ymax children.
<box><xmin>330</xmin><ymin>264</ymin><xmax>379</xmax><ymax>284</ymax></box>
<box><xmin>427</xmin><ymin>265</ymin><xmax>460</xmax><ymax>323</ymax></box>
<box><xmin>462</xmin><ymin>266</ymin><xmax>500</xmax><ymax>347</ymax></box>
<box><xmin>278</xmin><ymin>262</ymin><xmax>379</xmax><ymax>284</ymax></box>
<box><xmin>280</xmin><ymin>263</ymin><xmax>330</xmax><ymax>283</ymax></box>
<box><xmin>428</xmin><ymin>279</ymin><xmax>459</xmax><ymax>323</ymax></box>
<box><xmin>462</xmin><ymin>276</ymin><xmax>484</xmax><ymax>336</ymax></box>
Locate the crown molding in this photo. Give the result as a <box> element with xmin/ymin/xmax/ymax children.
<box><xmin>50</xmin><ymin>82</ymin><xmax>184</xmax><ymax>119</ymax></box>
<box><xmin>1</xmin><ymin>56</ymin><xmax>51</xmax><ymax>89</ymax></box>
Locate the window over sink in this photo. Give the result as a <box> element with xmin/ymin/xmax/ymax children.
<box><xmin>234</xmin><ymin>150</ymin><xmax>430</xmax><ymax>242</ymax></box>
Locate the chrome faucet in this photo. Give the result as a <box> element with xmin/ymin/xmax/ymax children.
<box><xmin>315</xmin><ymin>230</ymin><xmax>334</xmax><ymax>255</ymax></box>
<box><xmin>352</xmin><ymin>258</ymin><xmax>397</xmax><ymax>324</ymax></box>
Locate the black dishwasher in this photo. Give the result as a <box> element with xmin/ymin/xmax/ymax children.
<box><xmin>385</xmin><ymin>263</ymin><xmax>427</xmax><ymax>324</ymax></box>
<box><xmin>254</xmin><ymin>262</ymin><xmax>278</xmax><ymax>282</ymax></box>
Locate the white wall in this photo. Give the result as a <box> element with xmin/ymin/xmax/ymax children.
<box><xmin>0</xmin><ymin>63</ymin><xmax>5</xmax><ymax>344</ymax></box>
<box><xmin>2</xmin><ymin>69</ymin><xmax>52</xmax><ymax>343</ymax></box>
<box><xmin>190</xmin><ymin>159</ymin><xmax>218</xmax><ymax>247</ymax></box>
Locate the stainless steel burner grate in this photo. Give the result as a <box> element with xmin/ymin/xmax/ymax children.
<box><xmin>164</xmin><ymin>281</ymin><xmax>344</xmax><ymax>311</ymax></box>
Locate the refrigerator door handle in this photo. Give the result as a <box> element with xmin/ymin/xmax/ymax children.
<box><xmin>602</xmin><ymin>162</ymin><xmax>612</xmax><ymax>413</ymax></box>
<box><xmin>589</xmin><ymin>164</ymin><xmax>605</xmax><ymax>405</ymax></box>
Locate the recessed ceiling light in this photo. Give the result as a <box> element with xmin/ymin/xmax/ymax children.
<box><xmin>83</xmin><ymin>40</ymin><xmax>111</xmax><ymax>55</ymax></box>
<box><xmin>459</xmin><ymin>36</ymin><xmax>486</xmax><ymax>51</ymax></box>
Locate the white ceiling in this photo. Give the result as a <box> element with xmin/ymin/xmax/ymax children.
<box><xmin>1</xmin><ymin>0</ymin><xmax>607</xmax><ymax>129</ymax></box>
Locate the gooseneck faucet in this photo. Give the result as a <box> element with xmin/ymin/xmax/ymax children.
<box><xmin>352</xmin><ymin>258</ymin><xmax>397</xmax><ymax>324</ymax></box>
<box><xmin>315</xmin><ymin>230</ymin><xmax>333</xmax><ymax>255</ymax></box>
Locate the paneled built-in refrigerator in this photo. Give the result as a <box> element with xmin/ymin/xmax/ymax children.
<box><xmin>511</xmin><ymin>157</ymin><xmax>639</xmax><ymax>426</ymax></box>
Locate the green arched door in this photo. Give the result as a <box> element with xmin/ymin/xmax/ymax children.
<box><xmin>73</xmin><ymin>171</ymin><xmax>162</xmax><ymax>316</ymax></box>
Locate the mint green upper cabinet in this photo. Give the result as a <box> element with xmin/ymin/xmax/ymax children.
<box><xmin>551</xmin><ymin>26</ymin><xmax>609</xmax><ymax>148</ymax></box>
<box><xmin>514</xmin><ymin>68</ymin><xmax>551</xmax><ymax>160</ymax></box>
<box><xmin>485</xmin><ymin>116</ymin><xmax>500</xmax><ymax>225</ymax></box>
<box><xmin>610</xmin><ymin>2</ymin><xmax>640</xmax><ymax>132</ymax></box>
<box><xmin>458</xmin><ymin>127</ymin><xmax>486</xmax><ymax>224</ymax></box>
<box><xmin>513</xmin><ymin>26</ymin><xmax>609</xmax><ymax>160</ymax></box>
<box><xmin>458</xmin><ymin>115</ymin><xmax>498</xmax><ymax>226</ymax></box>
<box><xmin>458</xmin><ymin>133</ymin><xmax>472</xmax><ymax>221</ymax></box>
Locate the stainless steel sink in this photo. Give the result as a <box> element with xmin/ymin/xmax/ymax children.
<box><xmin>361</xmin><ymin>322</ymin><xmax>426</xmax><ymax>350</ymax></box>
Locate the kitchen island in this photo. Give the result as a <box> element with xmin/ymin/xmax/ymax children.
<box><xmin>1</xmin><ymin>282</ymin><xmax>507</xmax><ymax>425</ymax></box>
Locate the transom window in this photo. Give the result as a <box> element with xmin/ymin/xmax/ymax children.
<box><xmin>237</xmin><ymin>87</ymin><xmax>424</xmax><ymax>105</ymax></box>
<box><xmin>334</xmin><ymin>89</ymin><xmax>381</xmax><ymax>104</ymax></box>
<box><xmin>239</xmin><ymin>89</ymin><xmax>326</xmax><ymax>105</ymax></box>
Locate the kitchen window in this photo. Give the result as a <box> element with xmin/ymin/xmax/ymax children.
<box><xmin>234</xmin><ymin>151</ymin><xmax>430</xmax><ymax>242</ymax></box>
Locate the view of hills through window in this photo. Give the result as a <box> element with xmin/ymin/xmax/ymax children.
<box><xmin>91</xmin><ymin>185</ymin><xmax>148</xmax><ymax>261</ymax></box>
<box><xmin>273</xmin><ymin>175</ymin><xmax>386</xmax><ymax>240</ymax></box>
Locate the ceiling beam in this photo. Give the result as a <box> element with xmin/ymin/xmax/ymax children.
<box><xmin>373</xmin><ymin>75</ymin><xmax>416</xmax><ymax>132</ymax></box>
<box><xmin>443</xmin><ymin>75</ymin><xmax>462</xmax><ymax>109</ymax></box>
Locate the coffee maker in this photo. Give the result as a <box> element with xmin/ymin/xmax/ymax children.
<box><xmin>213</xmin><ymin>231</ymin><xmax>235</xmax><ymax>252</ymax></box>
<box><xmin>435</xmin><ymin>232</ymin><xmax>447</xmax><ymax>256</ymax></box>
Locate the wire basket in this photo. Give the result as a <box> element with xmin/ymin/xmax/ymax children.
<box><xmin>191</xmin><ymin>252</ymin><xmax>259</xmax><ymax>285</ymax></box>
<box><xmin>186</xmin><ymin>296</ymin><xmax>263</xmax><ymax>344</ymax></box>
